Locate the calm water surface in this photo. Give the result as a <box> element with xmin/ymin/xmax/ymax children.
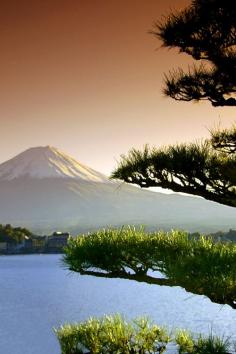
<box><xmin>0</xmin><ymin>254</ymin><xmax>236</xmax><ymax>354</ymax></box>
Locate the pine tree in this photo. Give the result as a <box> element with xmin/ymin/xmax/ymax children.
<box><xmin>112</xmin><ymin>0</ymin><xmax>236</xmax><ymax>207</ymax></box>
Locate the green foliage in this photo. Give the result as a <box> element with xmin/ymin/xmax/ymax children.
<box><xmin>194</xmin><ymin>334</ymin><xmax>231</xmax><ymax>354</ymax></box>
<box><xmin>65</xmin><ymin>226</ymin><xmax>156</xmax><ymax>275</ymax></box>
<box><xmin>176</xmin><ymin>329</ymin><xmax>231</xmax><ymax>354</ymax></box>
<box><xmin>64</xmin><ymin>227</ymin><xmax>236</xmax><ymax>308</ymax></box>
<box><xmin>175</xmin><ymin>330</ymin><xmax>194</xmax><ymax>353</ymax></box>
<box><xmin>55</xmin><ymin>315</ymin><xmax>232</xmax><ymax>354</ymax></box>
<box><xmin>55</xmin><ymin>315</ymin><xmax>170</xmax><ymax>354</ymax></box>
<box><xmin>59</xmin><ymin>6</ymin><xmax>236</xmax><ymax>353</ymax></box>
<box><xmin>55</xmin><ymin>323</ymin><xmax>81</xmax><ymax>354</ymax></box>
<box><xmin>0</xmin><ymin>224</ymin><xmax>32</xmax><ymax>244</ymax></box>
<box><xmin>111</xmin><ymin>142</ymin><xmax>236</xmax><ymax>207</ymax></box>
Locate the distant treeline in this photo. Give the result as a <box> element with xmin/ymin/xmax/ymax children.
<box><xmin>0</xmin><ymin>224</ymin><xmax>32</xmax><ymax>244</ymax></box>
<box><xmin>1</xmin><ymin>223</ymin><xmax>236</xmax><ymax>245</ymax></box>
<box><xmin>190</xmin><ymin>229</ymin><xmax>236</xmax><ymax>243</ymax></box>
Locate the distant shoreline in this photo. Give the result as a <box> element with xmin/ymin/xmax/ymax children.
<box><xmin>0</xmin><ymin>251</ymin><xmax>64</xmax><ymax>256</ymax></box>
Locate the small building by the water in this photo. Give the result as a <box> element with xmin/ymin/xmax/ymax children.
<box><xmin>24</xmin><ymin>236</ymin><xmax>47</xmax><ymax>252</ymax></box>
<box><xmin>46</xmin><ymin>232</ymin><xmax>70</xmax><ymax>252</ymax></box>
<box><xmin>0</xmin><ymin>242</ymin><xmax>7</xmax><ymax>253</ymax></box>
<box><xmin>0</xmin><ymin>232</ymin><xmax>70</xmax><ymax>254</ymax></box>
<box><xmin>32</xmin><ymin>236</ymin><xmax>47</xmax><ymax>251</ymax></box>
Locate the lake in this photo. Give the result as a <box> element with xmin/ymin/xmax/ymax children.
<box><xmin>0</xmin><ymin>254</ymin><xmax>236</xmax><ymax>354</ymax></box>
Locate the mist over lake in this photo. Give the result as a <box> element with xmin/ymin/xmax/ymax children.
<box><xmin>1</xmin><ymin>254</ymin><xmax>236</xmax><ymax>354</ymax></box>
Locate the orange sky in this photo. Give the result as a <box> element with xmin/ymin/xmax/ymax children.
<box><xmin>1</xmin><ymin>0</ymin><xmax>235</xmax><ymax>174</ymax></box>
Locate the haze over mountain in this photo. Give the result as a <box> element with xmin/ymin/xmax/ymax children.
<box><xmin>0</xmin><ymin>146</ymin><xmax>236</xmax><ymax>234</ymax></box>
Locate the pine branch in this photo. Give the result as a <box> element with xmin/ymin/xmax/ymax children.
<box><xmin>111</xmin><ymin>143</ymin><xmax>236</xmax><ymax>207</ymax></box>
<box><xmin>151</xmin><ymin>0</ymin><xmax>236</xmax><ymax>106</ymax></box>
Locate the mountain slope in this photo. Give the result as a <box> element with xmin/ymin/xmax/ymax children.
<box><xmin>0</xmin><ymin>146</ymin><xmax>109</xmax><ymax>182</ymax></box>
<box><xmin>0</xmin><ymin>146</ymin><xmax>236</xmax><ymax>234</ymax></box>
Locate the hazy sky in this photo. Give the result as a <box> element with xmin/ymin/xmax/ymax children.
<box><xmin>1</xmin><ymin>0</ymin><xmax>235</xmax><ymax>174</ymax></box>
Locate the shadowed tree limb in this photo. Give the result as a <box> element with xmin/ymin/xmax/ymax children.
<box><xmin>78</xmin><ymin>269</ymin><xmax>236</xmax><ymax>309</ymax></box>
<box><xmin>111</xmin><ymin>143</ymin><xmax>236</xmax><ymax>207</ymax></box>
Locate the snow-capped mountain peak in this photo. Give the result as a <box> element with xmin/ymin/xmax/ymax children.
<box><xmin>0</xmin><ymin>146</ymin><xmax>110</xmax><ymax>182</ymax></box>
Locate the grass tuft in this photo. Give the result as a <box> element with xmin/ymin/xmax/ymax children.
<box><xmin>55</xmin><ymin>315</ymin><xmax>232</xmax><ymax>354</ymax></box>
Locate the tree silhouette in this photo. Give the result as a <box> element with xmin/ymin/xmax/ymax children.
<box><xmin>112</xmin><ymin>0</ymin><xmax>236</xmax><ymax>207</ymax></box>
<box><xmin>153</xmin><ymin>0</ymin><xmax>236</xmax><ymax>107</ymax></box>
<box><xmin>61</xmin><ymin>5</ymin><xmax>236</xmax><ymax>348</ymax></box>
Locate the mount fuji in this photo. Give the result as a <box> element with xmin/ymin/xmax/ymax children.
<box><xmin>0</xmin><ymin>146</ymin><xmax>236</xmax><ymax>234</ymax></box>
<box><xmin>0</xmin><ymin>146</ymin><xmax>109</xmax><ymax>182</ymax></box>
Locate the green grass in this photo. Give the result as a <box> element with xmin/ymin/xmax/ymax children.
<box><xmin>55</xmin><ymin>315</ymin><xmax>232</xmax><ymax>354</ymax></box>
<box><xmin>64</xmin><ymin>226</ymin><xmax>236</xmax><ymax>308</ymax></box>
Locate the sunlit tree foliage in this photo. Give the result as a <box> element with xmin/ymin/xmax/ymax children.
<box><xmin>64</xmin><ymin>227</ymin><xmax>236</xmax><ymax>309</ymax></box>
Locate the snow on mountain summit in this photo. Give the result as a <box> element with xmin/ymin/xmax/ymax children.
<box><xmin>0</xmin><ymin>146</ymin><xmax>110</xmax><ymax>182</ymax></box>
